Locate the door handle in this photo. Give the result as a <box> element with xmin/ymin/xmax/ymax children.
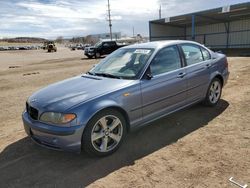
<box><xmin>205</xmin><ymin>64</ymin><xmax>211</xmax><ymax>68</ymax></box>
<box><xmin>177</xmin><ymin>72</ymin><xmax>186</xmax><ymax>78</ymax></box>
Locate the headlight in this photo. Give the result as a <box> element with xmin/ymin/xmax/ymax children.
<box><xmin>40</xmin><ymin>112</ymin><xmax>76</xmax><ymax>124</ymax></box>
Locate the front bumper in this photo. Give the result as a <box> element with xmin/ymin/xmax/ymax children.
<box><xmin>84</xmin><ymin>49</ymin><xmax>95</xmax><ymax>56</ymax></box>
<box><xmin>22</xmin><ymin>111</ymin><xmax>84</xmax><ymax>152</ymax></box>
<box><xmin>85</xmin><ymin>52</ymin><xmax>95</xmax><ymax>56</ymax></box>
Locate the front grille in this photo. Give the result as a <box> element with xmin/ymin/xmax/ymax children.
<box><xmin>26</xmin><ymin>102</ymin><xmax>39</xmax><ymax>120</ymax></box>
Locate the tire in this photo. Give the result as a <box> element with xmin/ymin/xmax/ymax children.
<box><xmin>48</xmin><ymin>49</ymin><xmax>51</xmax><ymax>53</ymax></box>
<box><xmin>86</xmin><ymin>55</ymin><xmax>92</xmax><ymax>59</ymax></box>
<box><xmin>82</xmin><ymin>109</ymin><xmax>127</xmax><ymax>157</ymax></box>
<box><xmin>95</xmin><ymin>52</ymin><xmax>101</xmax><ymax>59</ymax></box>
<box><xmin>203</xmin><ymin>78</ymin><xmax>222</xmax><ymax>106</ymax></box>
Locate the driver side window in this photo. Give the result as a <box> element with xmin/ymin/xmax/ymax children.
<box><xmin>150</xmin><ymin>45</ymin><xmax>181</xmax><ymax>76</ymax></box>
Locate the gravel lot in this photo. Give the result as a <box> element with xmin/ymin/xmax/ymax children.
<box><xmin>0</xmin><ymin>48</ymin><xmax>249</xmax><ymax>187</ymax></box>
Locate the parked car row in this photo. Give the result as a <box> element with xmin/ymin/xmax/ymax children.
<box><xmin>68</xmin><ymin>43</ymin><xmax>90</xmax><ymax>51</ymax></box>
<box><xmin>0</xmin><ymin>45</ymin><xmax>42</xmax><ymax>51</ymax></box>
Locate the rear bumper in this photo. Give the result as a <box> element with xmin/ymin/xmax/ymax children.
<box><xmin>22</xmin><ymin>111</ymin><xmax>84</xmax><ymax>152</ymax></box>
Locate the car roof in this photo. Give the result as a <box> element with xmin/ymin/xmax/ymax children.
<box><xmin>123</xmin><ymin>40</ymin><xmax>203</xmax><ymax>50</ymax></box>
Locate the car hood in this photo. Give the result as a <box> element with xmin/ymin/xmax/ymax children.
<box><xmin>28</xmin><ymin>74</ymin><xmax>134</xmax><ymax>112</ymax></box>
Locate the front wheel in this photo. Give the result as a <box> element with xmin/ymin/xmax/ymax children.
<box><xmin>82</xmin><ymin>109</ymin><xmax>126</xmax><ymax>156</ymax></box>
<box><xmin>203</xmin><ymin>78</ymin><xmax>222</xmax><ymax>106</ymax></box>
<box><xmin>95</xmin><ymin>52</ymin><xmax>101</xmax><ymax>59</ymax></box>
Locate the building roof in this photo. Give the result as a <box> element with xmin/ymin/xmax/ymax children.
<box><xmin>150</xmin><ymin>2</ymin><xmax>250</xmax><ymax>27</ymax></box>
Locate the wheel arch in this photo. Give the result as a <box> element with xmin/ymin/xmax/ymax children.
<box><xmin>88</xmin><ymin>106</ymin><xmax>130</xmax><ymax>132</ymax></box>
<box><xmin>78</xmin><ymin>100</ymin><xmax>131</xmax><ymax>134</ymax></box>
<box><xmin>210</xmin><ymin>70</ymin><xmax>224</xmax><ymax>87</ymax></box>
<box><xmin>213</xmin><ymin>74</ymin><xmax>224</xmax><ymax>87</ymax></box>
<box><xmin>106</xmin><ymin>106</ymin><xmax>131</xmax><ymax>132</ymax></box>
<box><xmin>80</xmin><ymin>103</ymin><xmax>130</xmax><ymax>152</ymax></box>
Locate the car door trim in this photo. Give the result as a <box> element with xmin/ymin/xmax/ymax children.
<box><xmin>140</xmin><ymin>88</ymin><xmax>188</xmax><ymax>109</ymax></box>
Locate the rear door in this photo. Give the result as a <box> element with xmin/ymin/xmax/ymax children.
<box><xmin>140</xmin><ymin>45</ymin><xmax>188</xmax><ymax>122</ymax></box>
<box><xmin>180</xmin><ymin>44</ymin><xmax>212</xmax><ymax>102</ymax></box>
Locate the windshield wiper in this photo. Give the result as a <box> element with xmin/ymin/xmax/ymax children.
<box><xmin>86</xmin><ymin>71</ymin><xmax>95</xmax><ymax>75</ymax></box>
<box><xmin>95</xmin><ymin>72</ymin><xmax>121</xmax><ymax>79</ymax></box>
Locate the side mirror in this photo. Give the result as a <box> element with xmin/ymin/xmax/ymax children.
<box><xmin>146</xmin><ymin>73</ymin><xmax>153</xmax><ymax>80</ymax></box>
<box><xmin>143</xmin><ymin>67</ymin><xmax>153</xmax><ymax>80</ymax></box>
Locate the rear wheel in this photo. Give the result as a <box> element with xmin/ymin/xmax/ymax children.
<box><xmin>82</xmin><ymin>109</ymin><xmax>126</xmax><ymax>156</ymax></box>
<box><xmin>204</xmin><ymin>78</ymin><xmax>222</xmax><ymax>106</ymax></box>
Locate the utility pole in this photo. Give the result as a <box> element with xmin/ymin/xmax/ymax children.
<box><xmin>133</xmin><ymin>26</ymin><xmax>134</xmax><ymax>37</ymax></box>
<box><xmin>159</xmin><ymin>5</ymin><xmax>161</xmax><ymax>19</ymax></box>
<box><xmin>107</xmin><ymin>0</ymin><xmax>112</xmax><ymax>40</ymax></box>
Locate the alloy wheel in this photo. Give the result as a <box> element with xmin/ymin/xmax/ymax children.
<box><xmin>209</xmin><ymin>80</ymin><xmax>221</xmax><ymax>104</ymax></box>
<box><xmin>91</xmin><ymin>115</ymin><xmax>123</xmax><ymax>152</ymax></box>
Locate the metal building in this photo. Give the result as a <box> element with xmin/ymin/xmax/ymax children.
<box><xmin>149</xmin><ymin>2</ymin><xmax>250</xmax><ymax>55</ymax></box>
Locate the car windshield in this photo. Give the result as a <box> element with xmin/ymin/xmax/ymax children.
<box><xmin>88</xmin><ymin>48</ymin><xmax>154</xmax><ymax>79</ymax></box>
<box><xmin>94</xmin><ymin>41</ymin><xmax>102</xmax><ymax>48</ymax></box>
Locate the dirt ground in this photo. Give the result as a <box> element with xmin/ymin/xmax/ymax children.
<box><xmin>0</xmin><ymin>48</ymin><xmax>249</xmax><ymax>188</ymax></box>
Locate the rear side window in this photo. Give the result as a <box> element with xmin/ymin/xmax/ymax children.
<box><xmin>104</xmin><ymin>42</ymin><xmax>116</xmax><ymax>47</ymax></box>
<box><xmin>150</xmin><ymin>45</ymin><xmax>181</xmax><ymax>76</ymax></box>
<box><xmin>103</xmin><ymin>42</ymin><xmax>110</xmax><ymax>47</ymax></box>
<box><xmin>181</xmin><ymin>44</ymin><xmax>203</xmax><ymax>65</ymax></box>
<box><xmin>201</xmin><ymin>47</ymin><xmax>211</xmax><ymax>61</ymax></box>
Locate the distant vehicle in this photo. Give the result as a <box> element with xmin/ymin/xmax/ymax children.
<box><xmin>84</xmin><ymin>40</ymin><xmax>127</xmax><ymax>58</ymax></box>
<box><xmin>47</xmin><ymin>42</ymin><xmax>57</xmax><ymax>52</ymax></box>
<box><xmin>23</xmin><ymin>40</ymin><xmax>229</xmax><ymax>156</ymax></box>
<box><xmin>0</xmin><ymin>45</ymin><xmax>41</xmax><ymax>51</ymax></box>
<box><xmin>82</xmin><ymin>44</ymin><xmax>90</xmax><ymax>50</ymax></box>
<box><xmin>42</xmin><ymin>41</ymin><xmax>56</xmax><ymax>52</ymax></box>
<box><xmin>42</xmin><ymin>41</ymin><xmax>49</xmax><ymax>50</ymax></box>
<box><xmin>76</xmin><ymin>44</ymin><xmax>83</xmax><ymax>50</ymax></box>
<box><xmin>19</xmin><ymin>46</ymin><xmax>28</xmax><ymax>50</ymax></box>
<box><xmin>71</xmin><ymin>46</ymin><xmax>76</xmax><ymax>51</ymax></box>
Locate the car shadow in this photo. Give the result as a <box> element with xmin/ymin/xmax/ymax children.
<box><xmin>0</xmin><ymin>100</ymin><xmax>229</xmax><ymax>188</ymax></box>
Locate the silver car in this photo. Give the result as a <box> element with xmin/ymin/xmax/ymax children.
<box><xmin>22</xmin><ymin>40</ymin><xmax>229</xmax><ymax>156</ymax></box>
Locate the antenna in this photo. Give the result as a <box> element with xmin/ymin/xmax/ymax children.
<box><xmin>107</xmin><ymin>0</ymin><xmax>112</xmax><ymax>40</ymax></box>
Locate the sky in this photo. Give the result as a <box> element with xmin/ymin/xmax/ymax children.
<box><xmin>0</xmin><ymin>0</ymin><xmax>249</xmax><ymax>39</ymax></box>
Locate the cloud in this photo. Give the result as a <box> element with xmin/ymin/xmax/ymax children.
<box><xmin>17</xmin><ymin>1</ymin><xmax>104</xmax><ymax>20</ymax></box>
<box><xmin>0</xmin><ymin>0</ymin><xmax>249</xmax><ymax>39</ymax></box>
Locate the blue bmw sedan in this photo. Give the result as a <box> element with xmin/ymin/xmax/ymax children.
<box><xmin>22</xmin><ymin>40</ymin><xmax>229</xmax><ymax>156</ymax></box>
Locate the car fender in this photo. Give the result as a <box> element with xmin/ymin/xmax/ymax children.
<box><xmin>70</xmin><ymin>98</ymin><xmax>127</xmax><ymax>129</ymax></box>
<box><xmin>209</xmin><ymin>63</ymin><xmax>225</xmax><ymax>86</ymax></box>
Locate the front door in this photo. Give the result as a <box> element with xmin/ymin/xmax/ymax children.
<box><xmin>140</xmin><ymin>45</ymin><xmax>188</xmax><ymax>122</ymax></box>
